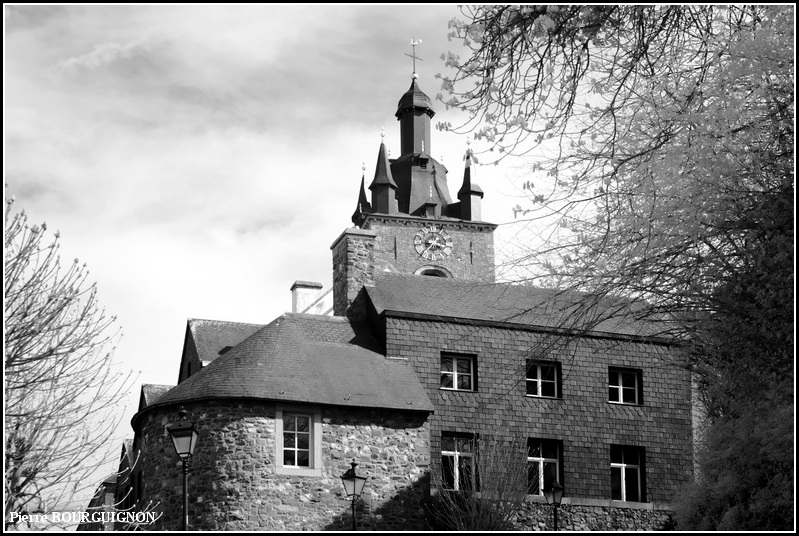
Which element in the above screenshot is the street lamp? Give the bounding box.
[340,462,367,531]
[544,480,565,531]
[166,407,199,531]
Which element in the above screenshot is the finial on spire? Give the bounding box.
[361,161,366,173]
[380,127,385,141]
[421,140,425,153]
[406,37,423,78]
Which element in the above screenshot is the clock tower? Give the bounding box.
[332,74,496,317]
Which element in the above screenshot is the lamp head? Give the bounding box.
[167,406,199,462]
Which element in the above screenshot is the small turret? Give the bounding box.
[457,145,483,221]
[351,165,372,226]
[368,138,398,214]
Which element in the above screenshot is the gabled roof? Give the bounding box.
[188,318,262,366]
[139,384,174,410]
[365,273,666,340]
[147,313,433,413]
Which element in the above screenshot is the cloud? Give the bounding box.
[53,36,154,74]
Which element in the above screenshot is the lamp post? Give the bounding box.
[340,462,367,531]
[166,407,199,531]
[544,480,565,531]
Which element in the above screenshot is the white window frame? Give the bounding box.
[275,405,322,477]
[527,438,560,496]
[526,362,559,398]
[611,445,643,502]
[441,433,476,491]
[440,354,476,392]
[608,368,641,405]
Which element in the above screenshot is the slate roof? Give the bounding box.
[139,384,174,409]
[366,273,666,340]
[149,313,434,413]
[188,318,262,366]
[396,79,434,117]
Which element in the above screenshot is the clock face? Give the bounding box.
[414,225,453,261]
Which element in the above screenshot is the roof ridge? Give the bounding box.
[188,317,265,327]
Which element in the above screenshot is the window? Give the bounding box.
[527,438,562,495]
[526,361,561,398]
[275,406,322,476]
[608,367,643,405]
[441,433,476,491]
[441,354,476,391]
[282,414,311,467]
[611,445,645,502]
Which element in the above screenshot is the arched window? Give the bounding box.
[415,266,452,278]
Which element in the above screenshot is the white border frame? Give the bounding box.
[275,404,323,477]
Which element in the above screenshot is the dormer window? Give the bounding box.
[420,158,428,169]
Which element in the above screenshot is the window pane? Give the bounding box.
[456,358,471,374]
[441,357,453,372]
[625,467,639,502]
[457,374,472,390]
[542,381,556,398]
[296,416,310,432]
[622,387,637,404]
[284,450,295,466]
[457,437,473,453]
[442,455,455,489]
[621,371,637,388]
[285,415,296,431]
[297,433,309,450]
[284,433,295,448]
[459,457,474,491]
[609,370,618,386]
[611,467,622,500]
[297,451,310,467]
[623,446,640,464]
[526,379,539,396]
[440,373,453,388]
[442,435,455,451]
[528,439,540,458]
[526,363,538,380]
[527,461,540,494]
[609,385,619,402]
[610,445,623,464]
[543,462,557,490]
[542,365,555,381]
[542,440,558,460]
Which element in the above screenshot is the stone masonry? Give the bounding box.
[137,402,430,531]
[363,214,496,282]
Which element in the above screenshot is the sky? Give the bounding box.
[4,4,529,475]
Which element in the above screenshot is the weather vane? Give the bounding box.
[406,37,423,78]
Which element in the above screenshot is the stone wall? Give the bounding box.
[385,317,694,504]
[137,402,429,531]
[330,228,376,317]
[514,500,674,531]
[363,215,496,283]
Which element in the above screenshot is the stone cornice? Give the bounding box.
[362,213,497,232]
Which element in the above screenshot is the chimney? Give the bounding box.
[330,228,377,317]
[290,281,323,314]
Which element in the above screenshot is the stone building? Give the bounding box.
[113,74,693,531]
